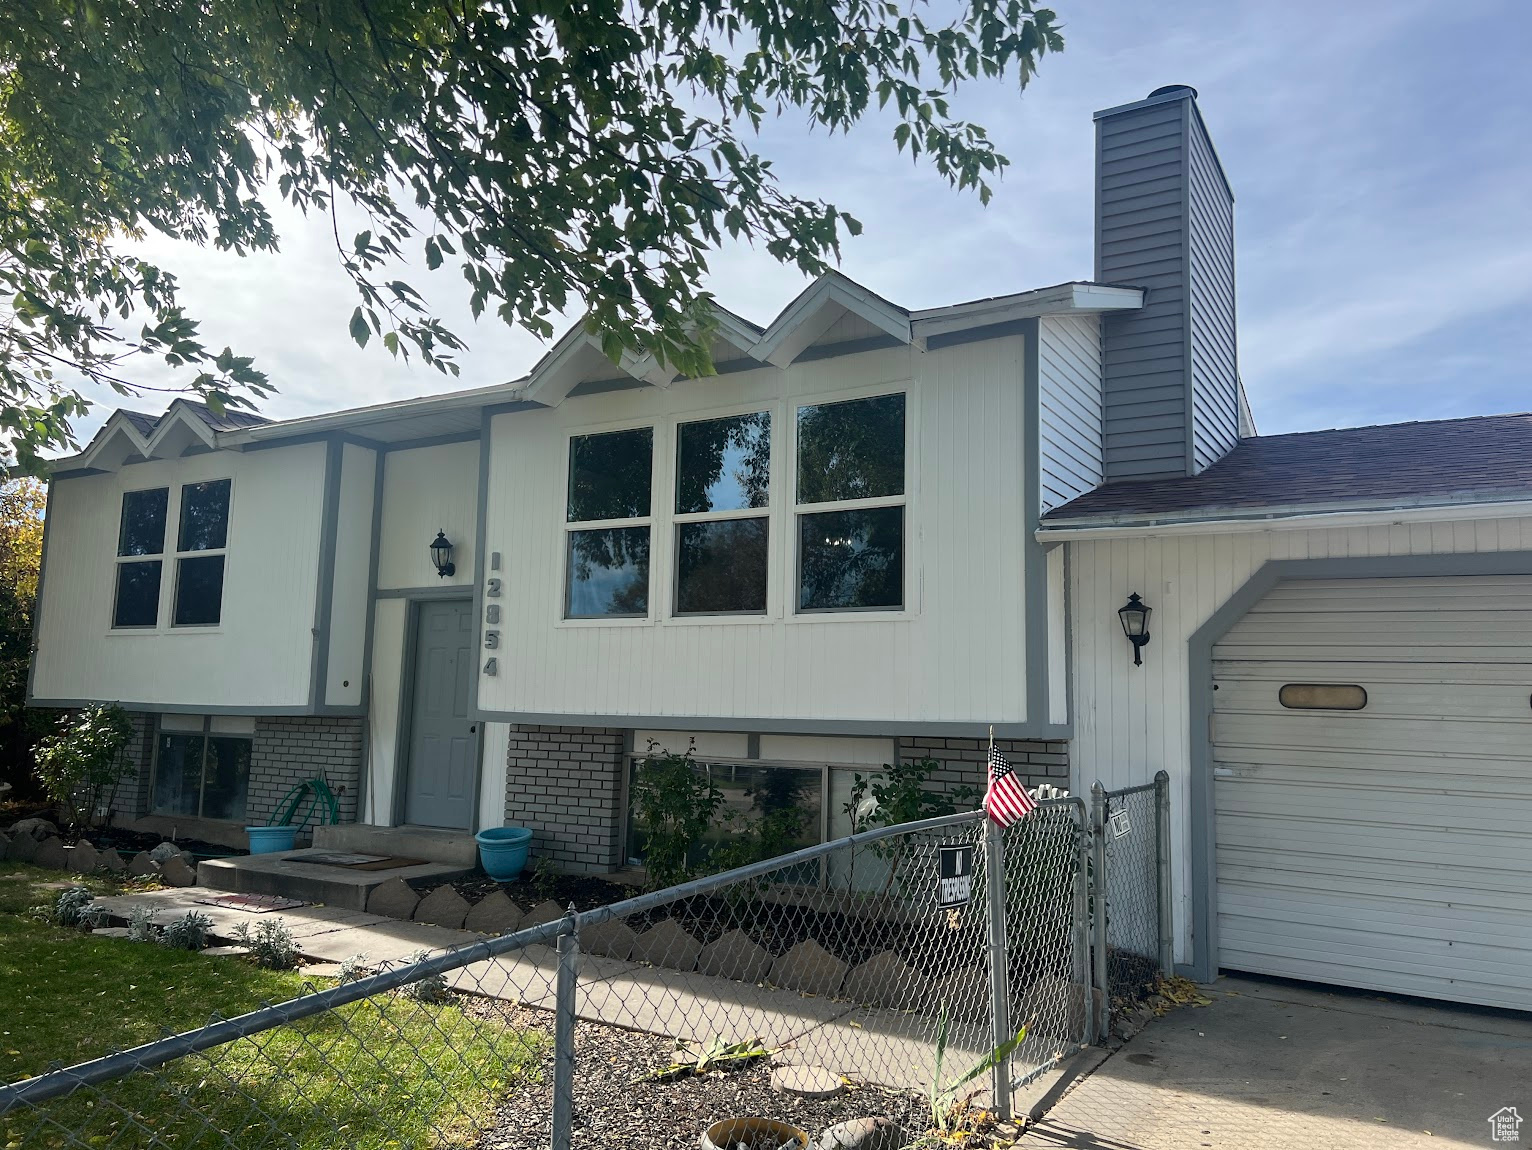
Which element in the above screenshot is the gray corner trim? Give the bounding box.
[1020,318,1051,729]
[469,419,492,823]
[240,431,348,454]
[567,376,648,398]
[1180,100,1197,478]
[391,599,422,828]
[1063,544,1076,752]
[792,333,906,363]
[924,318,1035,352]
[472,708,1072,740]
[1183,548,1532,983]
[27,699,328,716]
[24,478,57,709]
[359,446,385,710]
[374,585,473,600]
[484,400,547,417]
[379,430,482,454]
[309,438,345,710]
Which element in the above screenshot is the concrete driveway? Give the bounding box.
[1021,976,1532,1149]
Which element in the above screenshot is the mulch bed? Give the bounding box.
[464,1000,921,1150]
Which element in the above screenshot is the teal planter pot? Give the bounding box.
[246,825,298,854]
[476,826,533,880]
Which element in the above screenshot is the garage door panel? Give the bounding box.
[1213,574,1532,1011]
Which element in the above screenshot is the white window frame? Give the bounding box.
[110,485,170,630]
[149,714,256,822]
[561,422,657,622]
[170,477,233,629]
[790,387,911,616]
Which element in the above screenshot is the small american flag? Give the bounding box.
[984,746,1038,827]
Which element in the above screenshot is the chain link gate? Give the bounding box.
[1,786,1168,1148]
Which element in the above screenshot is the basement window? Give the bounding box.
[1278,684,1368,711]
[151,715,254,821]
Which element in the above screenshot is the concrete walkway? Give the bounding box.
[88,885,990,1093]
[1021,976,1532,1149]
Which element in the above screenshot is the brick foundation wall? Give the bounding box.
[105,712,156,822]
[897,736,1070,799]
[503,725,625,875]
[245,717,363,826]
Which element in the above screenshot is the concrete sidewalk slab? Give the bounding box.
[1021,976,1532,1149]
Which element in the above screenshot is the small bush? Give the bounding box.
[400,950,449,1004]
[34,703,136,831]
[231,918,298,969]
[53,886,96,927]
[161,910,214,951]
[338,952,371,984]
[127,904,157,942]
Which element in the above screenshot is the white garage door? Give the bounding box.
[1213,574,1532,1011]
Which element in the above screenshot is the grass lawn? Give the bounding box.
[0,862,544,1149]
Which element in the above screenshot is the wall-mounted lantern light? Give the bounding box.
[429,531,456,578]
[1118,593,1152,666]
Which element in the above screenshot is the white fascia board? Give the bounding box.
[751,272,912,368]
[146,401,219,455]
[1036,494,1532,540]
[71,412,152,471]
[221,378,530,447]
[910,282,1144,341]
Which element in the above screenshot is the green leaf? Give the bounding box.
[349,307,371,348]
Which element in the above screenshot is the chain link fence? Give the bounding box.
[2,783,1169,1149]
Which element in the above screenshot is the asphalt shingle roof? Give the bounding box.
[1044,412,1532,523]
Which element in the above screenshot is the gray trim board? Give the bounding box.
[374,585,475,600]
[24,478,56,708]
[471,709,1072,740]
[379,430,482,454]
[27,699,340,716]
[1183,549,1532,983]
[309,438,345,709]
[793,333,905,362]
[1020,318,1051,728]
[924,317,1036,352]
[484,400,548,417]
[469,417,492,831]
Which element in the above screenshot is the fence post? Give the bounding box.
[1154,770,1173,977]
[550,911,581,1150]
[983,818,1013,1122]
[1072,799,1093,1048]
[1090,782,1109,1043]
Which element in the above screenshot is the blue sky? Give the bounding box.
[97,0,1532,442]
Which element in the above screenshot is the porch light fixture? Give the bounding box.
[1118,593,1152,666]
[429,531,456,578]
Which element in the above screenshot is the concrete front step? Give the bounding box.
[197,849,473,911]
[313,823,478,867]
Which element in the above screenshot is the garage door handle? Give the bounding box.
[1213,767,1235,778]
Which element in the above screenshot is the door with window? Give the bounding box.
[402,600,478,828]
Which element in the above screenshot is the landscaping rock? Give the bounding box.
[697,928,773,984]
[11,817,58,839]
[201,945,252,958]
[929,968,990,1024]
[0,831,9,860]
[31,836,69,871]
[128,851,161,877]
[90,927,134,940]
[769,940,847,998]
[520,899,568,930]
[843,951,925,1011]
[158,855,197,887]
[67,841,100,874]
[148,841,183,864]
[464,891,523,935]
[413,885,471,929]
[771,1064,843,1099]
[7,832,39,864]
[579,918,636,960]
[818,1117,905,1150]
[100,848,126,874]
[365,878,420,919]
[630,918,702,971]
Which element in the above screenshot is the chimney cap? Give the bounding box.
[1148,84,1199,100]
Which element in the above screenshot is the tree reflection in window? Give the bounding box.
[567,428,652,522]
[797,393,904,504]
[676,412,770,513]
[676,519,768,613]
[799,506,904,610]
[177,479,230,551]
[567,526,650,617]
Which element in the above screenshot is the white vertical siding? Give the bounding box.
[1067,514,1532,963]
[376,441,479,590]
[33,443,327,707]
[363,597,409,823]
[1047,546,1069,725]
[1038,314,1103,511]
[481,339,1033,725]
[325,443,377,707]
[476,722,511,831]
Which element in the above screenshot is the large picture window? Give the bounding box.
[172,479,230,626]
[674,412,771,614]
[113,488,168,628]
[795,393,906,611]
[152,715,253,821]
[566,427,653,617]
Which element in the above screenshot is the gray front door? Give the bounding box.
[403,599,478,828]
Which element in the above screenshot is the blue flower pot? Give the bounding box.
[246,825,298,854]
[476,826,533,880]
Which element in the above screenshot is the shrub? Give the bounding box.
[53,885,96,927]
[127,904,157,942]
[161,910,214,951]
[33,703,135,831]
[231,918,298,969]
[400,950,449,1003]
[630,741,725,890]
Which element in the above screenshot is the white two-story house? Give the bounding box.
[30,86,1532,1013]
